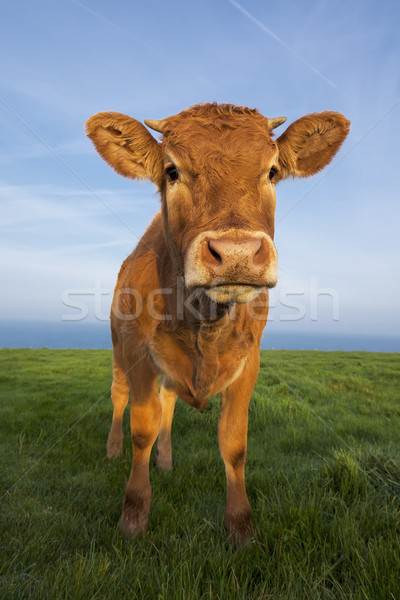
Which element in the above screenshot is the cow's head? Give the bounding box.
[86,103,349,304]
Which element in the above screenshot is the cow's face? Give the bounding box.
[156,107,279,303]
[86,104,349,304]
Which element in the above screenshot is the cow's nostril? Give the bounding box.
[203,235,271,271]
[208,240,222,264]
[253,239,268,266]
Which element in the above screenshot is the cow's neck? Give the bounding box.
[155,236,250,402]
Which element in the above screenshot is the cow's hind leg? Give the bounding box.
[120,366,161,538]
[218,354,259,546]
[155,382,177,472]
[107,361,129,458]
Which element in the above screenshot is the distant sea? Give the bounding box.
[1,320,399,353]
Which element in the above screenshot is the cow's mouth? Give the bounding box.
[204,284,265,304]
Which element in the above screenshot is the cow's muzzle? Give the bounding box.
[184,229,278,303]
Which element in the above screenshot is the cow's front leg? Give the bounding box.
[120,373,161,538]
[155,381,177,472]
[218,354,259,546]
[107,361,129,458]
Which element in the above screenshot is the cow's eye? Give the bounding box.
[166,166,179,182]
[269,167,277,181]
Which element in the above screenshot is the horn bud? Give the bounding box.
[268,116,287,130]
[144,118,167,133]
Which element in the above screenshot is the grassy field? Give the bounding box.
[0,348,399,599]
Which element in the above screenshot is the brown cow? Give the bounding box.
[86,103,349,545]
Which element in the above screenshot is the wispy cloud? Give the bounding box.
[70,0,215,88]
[275,95,400,227]
[0,95,160,254]
[0,244,117,322]
[228,0,350,99]
[0,182,157,232]
[0,138,93,163]
[0,68,87,117]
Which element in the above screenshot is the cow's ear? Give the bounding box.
[276,111,350,179]
[86,112,163,188]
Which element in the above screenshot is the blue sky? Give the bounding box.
[1,0,399,341]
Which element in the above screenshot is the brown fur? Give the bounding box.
[86,102,350,545]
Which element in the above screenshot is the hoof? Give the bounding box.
[119,514,148,538]
[225,509,252,548]
[154,448,173,472]
[120,491,150,538]
[155,456,173,472]
[107,436,123,459]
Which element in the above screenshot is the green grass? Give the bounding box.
[1,348,400,599]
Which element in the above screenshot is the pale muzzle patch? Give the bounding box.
[184,228,278,304]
